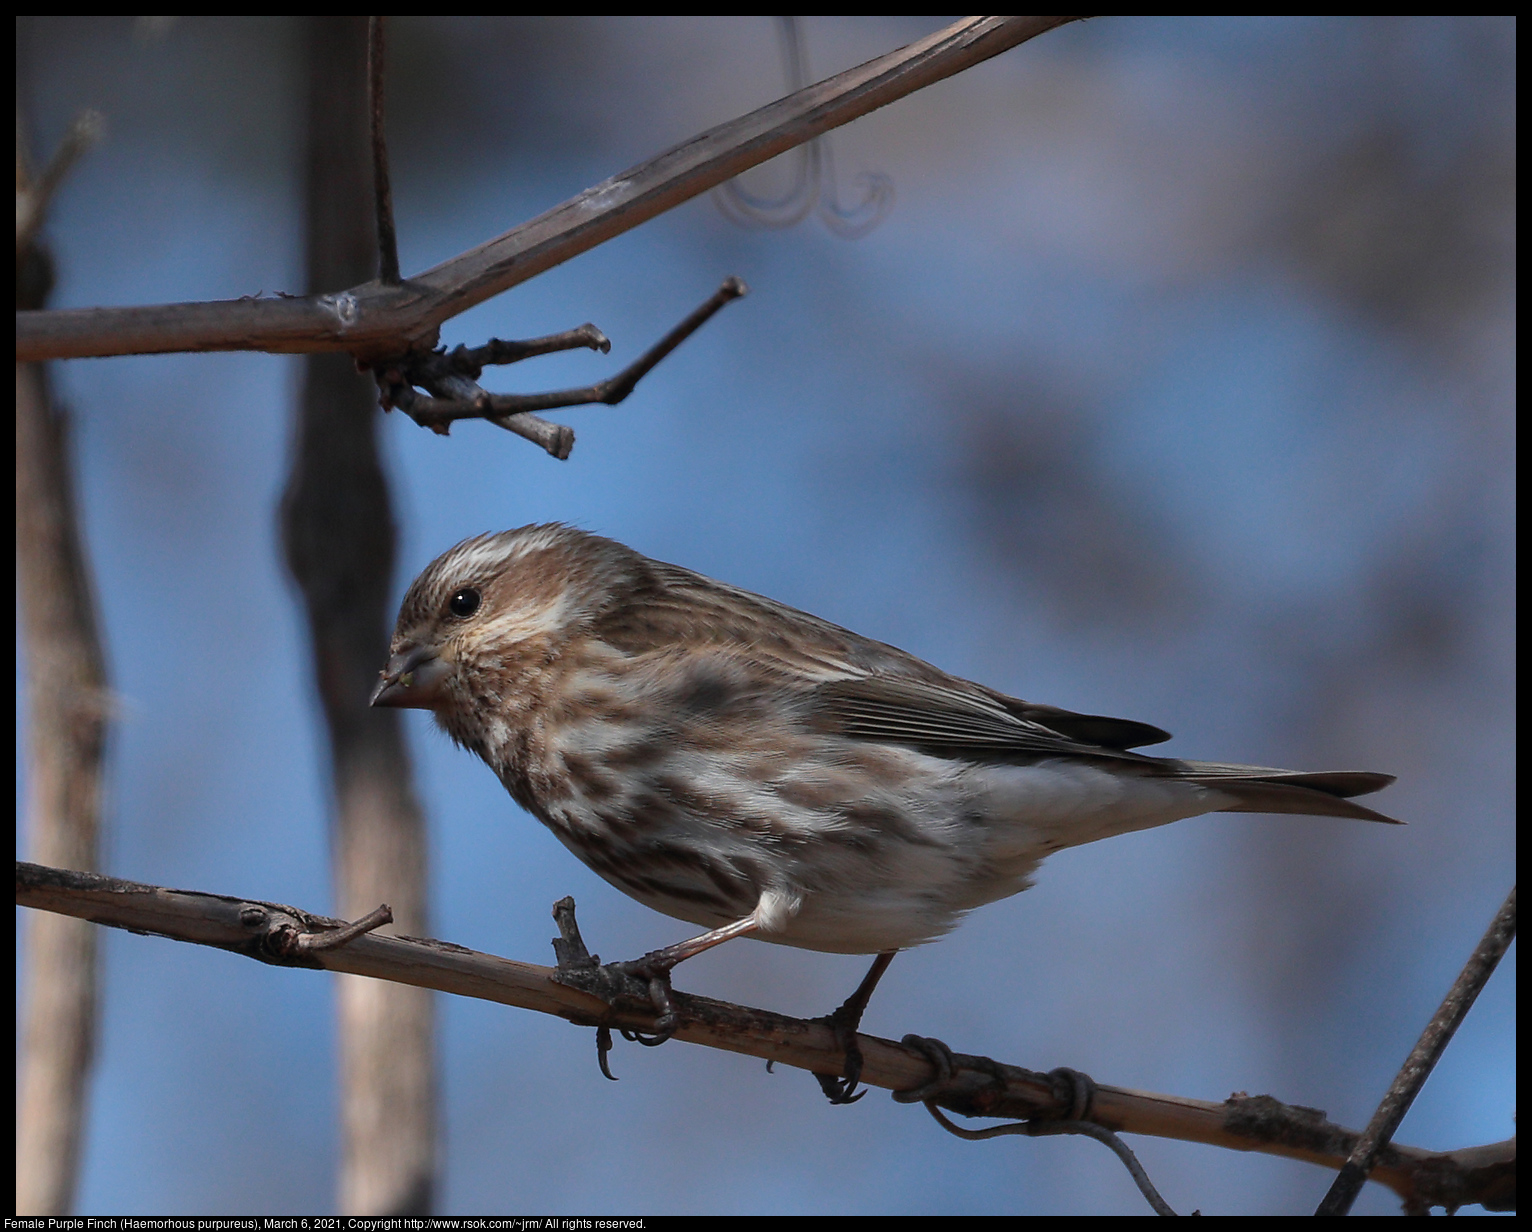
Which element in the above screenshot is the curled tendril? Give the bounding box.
[714,17,894,240]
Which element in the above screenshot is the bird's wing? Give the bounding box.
[977,691,1172,750]
[806,674,1157,762]
[597,560,1175,752]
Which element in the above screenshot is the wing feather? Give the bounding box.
[808,675,1153,762]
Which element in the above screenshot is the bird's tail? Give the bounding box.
[1170,762,1402,824]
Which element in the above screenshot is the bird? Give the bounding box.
[371,523,1399,1100]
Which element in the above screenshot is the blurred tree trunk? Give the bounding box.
[281,15,436,1215]
[15,134,108,1214]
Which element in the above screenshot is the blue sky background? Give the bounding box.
[18,16,1514,1216]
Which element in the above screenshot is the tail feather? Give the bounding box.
[1170,762,1402,824]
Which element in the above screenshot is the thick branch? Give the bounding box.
[15,105,109,1218]
[15,16,1082,363]
[15,861,1514,1215]
[279,15,435,1215]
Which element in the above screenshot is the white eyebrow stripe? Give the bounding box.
[474,589,574,644]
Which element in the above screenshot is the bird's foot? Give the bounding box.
[550,897,682,1083]
[809,950,897,1106]
[811,995,871,1105]
[603,952,680,1044]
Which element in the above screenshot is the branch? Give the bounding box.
[379,276,746,458]
[16,104,109,1218]
[367,15,401,286]
[282,16,436,1211]
[15,109,104,255]
[1317,885,1517,1215]
[15,861,1514,1215]
[15,16,1082,364]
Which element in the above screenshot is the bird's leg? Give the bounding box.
[813,949,897,1105]
[607,914,761,1043]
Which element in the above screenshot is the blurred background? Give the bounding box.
[16,15,1514,1216]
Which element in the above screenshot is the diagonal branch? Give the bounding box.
[15,860,1515,1215]
[15,16,1083,364]
[1316,886,1516,1216]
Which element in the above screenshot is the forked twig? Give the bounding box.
[375,277,747,458]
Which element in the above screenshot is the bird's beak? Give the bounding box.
[370,643,451,709]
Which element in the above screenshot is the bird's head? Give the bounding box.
[370,524,639,724]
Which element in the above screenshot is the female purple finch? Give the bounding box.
[373,524,1398,1097]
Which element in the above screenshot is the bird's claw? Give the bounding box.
[815,1068,867,1104]
[811,1000,869,1105]
[608,956,680,1044]
[595,1025,618,1080]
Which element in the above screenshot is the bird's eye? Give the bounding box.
[448,588,481,618]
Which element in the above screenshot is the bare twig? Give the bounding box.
[15,861,1515,1215]
[452,323,611,368]
[367,16,400,285]
[15,16,1082,363]
[282,903,394,956]
[1316,886,1517,1216]
[378,276,746,457]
